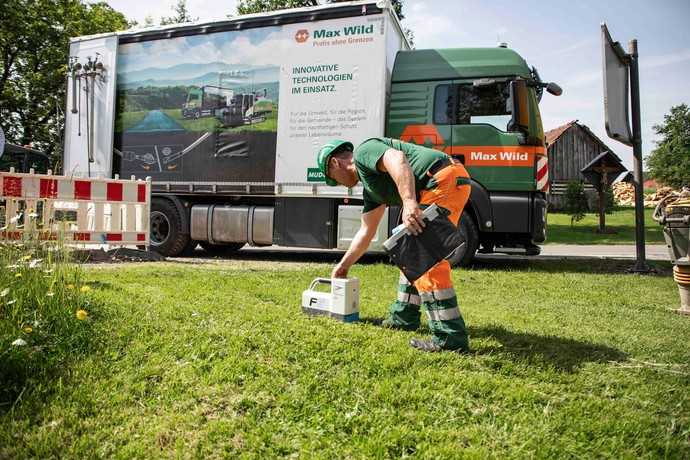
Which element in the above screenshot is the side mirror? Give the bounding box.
[509,79,530,134]
[546,82,563,96]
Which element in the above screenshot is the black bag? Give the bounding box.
[383,204,465,282]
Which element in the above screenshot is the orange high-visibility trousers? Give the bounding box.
[388,162,471,350]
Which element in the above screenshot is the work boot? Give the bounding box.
[409,338,443,352]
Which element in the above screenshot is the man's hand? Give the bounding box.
[331,262,349,279]
[402,199,426,235]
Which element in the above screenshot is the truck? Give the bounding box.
[63,0,561,264]
[182,85,235,120]
[182,84,274,129]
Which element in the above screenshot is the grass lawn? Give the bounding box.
[1,257,688,458]
[547,207,666,244]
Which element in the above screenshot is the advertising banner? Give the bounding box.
[115,27,282,183]
[113,13,392,192]
[275,15,388,194]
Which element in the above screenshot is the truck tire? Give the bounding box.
[447,211,479,267]
[199,242,245,256]
[150,197,191,257]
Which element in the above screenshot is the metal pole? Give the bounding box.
[628,39,650,272]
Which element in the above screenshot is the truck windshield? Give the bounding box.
[434,82,512,131]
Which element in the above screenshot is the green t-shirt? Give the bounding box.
[354,137,448,213]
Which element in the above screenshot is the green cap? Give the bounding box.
[316,139,353,186]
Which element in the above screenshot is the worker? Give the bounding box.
[316,138,472,352]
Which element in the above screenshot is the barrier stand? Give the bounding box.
[652,194,690,315]
[0,168,151,249]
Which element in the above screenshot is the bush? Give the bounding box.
[0,239,94,406]
[646,104,690,188]
[564,180,589,225]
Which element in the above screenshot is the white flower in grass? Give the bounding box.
[11,338,27,346]
[0,288,9,298]
[7,299,16,305]
[28,259,42,268]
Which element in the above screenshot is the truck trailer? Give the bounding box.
[63,0,560,264]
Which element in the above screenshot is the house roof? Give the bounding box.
[544,120,578,146]
[545,120,618,156]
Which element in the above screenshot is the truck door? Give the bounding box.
[389,81,453,151]
[433,79,535,192]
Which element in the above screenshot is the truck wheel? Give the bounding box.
[199,242,245,256]
[150,198,191,257]
[447,211,479,267]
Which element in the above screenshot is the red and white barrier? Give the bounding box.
[0,168,151,247]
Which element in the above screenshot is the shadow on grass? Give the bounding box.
[469,257,672,276]
[545,223,665,245]
[359,316,424,332]
[469,324,628,372]
[359,318,627,372]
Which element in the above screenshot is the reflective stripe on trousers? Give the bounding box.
[426,306,461,321]
[419,288,455,302]
[397,291,421,306]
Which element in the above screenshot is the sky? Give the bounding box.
[97,0,690,169]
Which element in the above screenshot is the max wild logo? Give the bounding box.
[295,29,309,43]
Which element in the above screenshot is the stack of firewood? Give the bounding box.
[644,186,677,207]
[613,182,635,206]
[612,182,690,208]
[612,183,684,208]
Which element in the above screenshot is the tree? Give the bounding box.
[646,104,690,189]
[238,0,405,17]
[160,0,198,25]
[237,0,316,14]
[0,0,128,155]
[564,180,589,226]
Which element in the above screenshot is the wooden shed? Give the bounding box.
[544,120,626,210]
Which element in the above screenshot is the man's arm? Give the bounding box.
[332,204,386,279]
[379,148,425,235]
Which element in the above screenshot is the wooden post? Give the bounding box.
[598,171,608,233]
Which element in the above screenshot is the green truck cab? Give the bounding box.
[388,47,560,261]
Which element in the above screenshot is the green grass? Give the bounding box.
[547,207,666,244]
[0,240,93,405]
[1,257,688,458]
